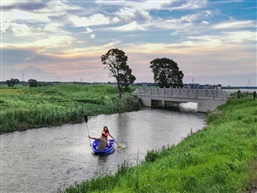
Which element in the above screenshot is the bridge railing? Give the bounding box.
[133,88,228,101]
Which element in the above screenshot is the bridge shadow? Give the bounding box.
[151,101,199,114]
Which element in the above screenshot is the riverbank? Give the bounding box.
[60,95,257,193]
[0,84,141,133]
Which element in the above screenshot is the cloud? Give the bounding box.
[1,9,50,33]
[220,31,256,43]
[202,21,209,25]
[107,21,146,31]
[95,0,206,11]
[1,0,81,34]
[43,23,68,34]
[212,20,255,29]
[11,23,33,36]
[49,41,122,58]
[90,34,96,39]
[37,0,82,14]
[1,1,47,11]
[139,10,217,34]
[167,0,208,10]
[1,0,255,86]
[115,7,150,21]
[85,27,93,33]
[3,35,76,52]
[68,14,117,27]
[115,7,137,20]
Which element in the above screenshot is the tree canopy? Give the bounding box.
[101,48,136,98]
[28,79,38,87]
[6,78,19,87]
[150,58,184,88]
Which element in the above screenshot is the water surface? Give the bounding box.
[1,104,206,193]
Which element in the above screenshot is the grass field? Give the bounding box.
[0,83,141,133]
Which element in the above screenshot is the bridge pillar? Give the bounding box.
[197,100,227,112]
[139,97,165,107]
[140,96,152,107]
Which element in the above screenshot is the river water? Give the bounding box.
[1,103,206,193]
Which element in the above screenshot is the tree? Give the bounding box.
[101,48,136,98]
[150,58,184,88]
[6,78,19,87]
[28,79,38,87]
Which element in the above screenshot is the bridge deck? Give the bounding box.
[133,88,228,112]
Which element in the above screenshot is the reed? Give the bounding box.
[60,95,257,193]
[0,84,141,133]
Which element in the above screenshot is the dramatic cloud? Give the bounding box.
[1,0,256,86]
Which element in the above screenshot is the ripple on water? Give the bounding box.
[2,106,205,193]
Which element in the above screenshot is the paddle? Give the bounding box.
[108,133,122,148]
[84,114,91,146]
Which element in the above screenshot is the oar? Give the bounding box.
[84,114,91,146]
[109,133,122,148]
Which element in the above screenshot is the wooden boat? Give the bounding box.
[91,139,115,155]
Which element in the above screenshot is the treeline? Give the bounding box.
[0,80,158,87]
[4,78,39,87]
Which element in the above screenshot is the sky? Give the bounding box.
[0,0,256,86]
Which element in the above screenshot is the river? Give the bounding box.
[1,103,206,193]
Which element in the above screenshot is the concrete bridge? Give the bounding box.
[133,88,229,112]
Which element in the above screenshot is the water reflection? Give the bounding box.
[94,155,109,177]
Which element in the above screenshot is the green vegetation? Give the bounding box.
[0,83,141,133]
[101,48,136,98]
[150,57,184,88]
[6,78,20,87]
[60,95,257,193]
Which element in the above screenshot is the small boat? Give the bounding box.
[92,139,115,155]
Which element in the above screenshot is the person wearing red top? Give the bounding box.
[101,126,122,148]
[102,126,110,140]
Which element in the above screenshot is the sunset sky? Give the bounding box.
[1,0,256,86]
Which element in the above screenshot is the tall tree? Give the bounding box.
[150,58,184,88]
[101,48,136,98]
[6,78,19,87]
[28,79,38,87]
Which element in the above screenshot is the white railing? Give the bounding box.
[133,88,228,101]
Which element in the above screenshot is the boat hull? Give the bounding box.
[91,139,115,155]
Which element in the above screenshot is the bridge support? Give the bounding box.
[140,96,152,107]
[133,88,228,112]
[197,100,227,112]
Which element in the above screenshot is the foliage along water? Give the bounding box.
[0,84,141,133]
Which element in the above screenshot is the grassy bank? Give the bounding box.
[60,95,257,193]
[0,84,141,133]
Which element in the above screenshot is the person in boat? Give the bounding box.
[89,133,108,150]
[102,126,110,140]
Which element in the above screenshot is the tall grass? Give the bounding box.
[60,95,257,193]
[0,84,141,133]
